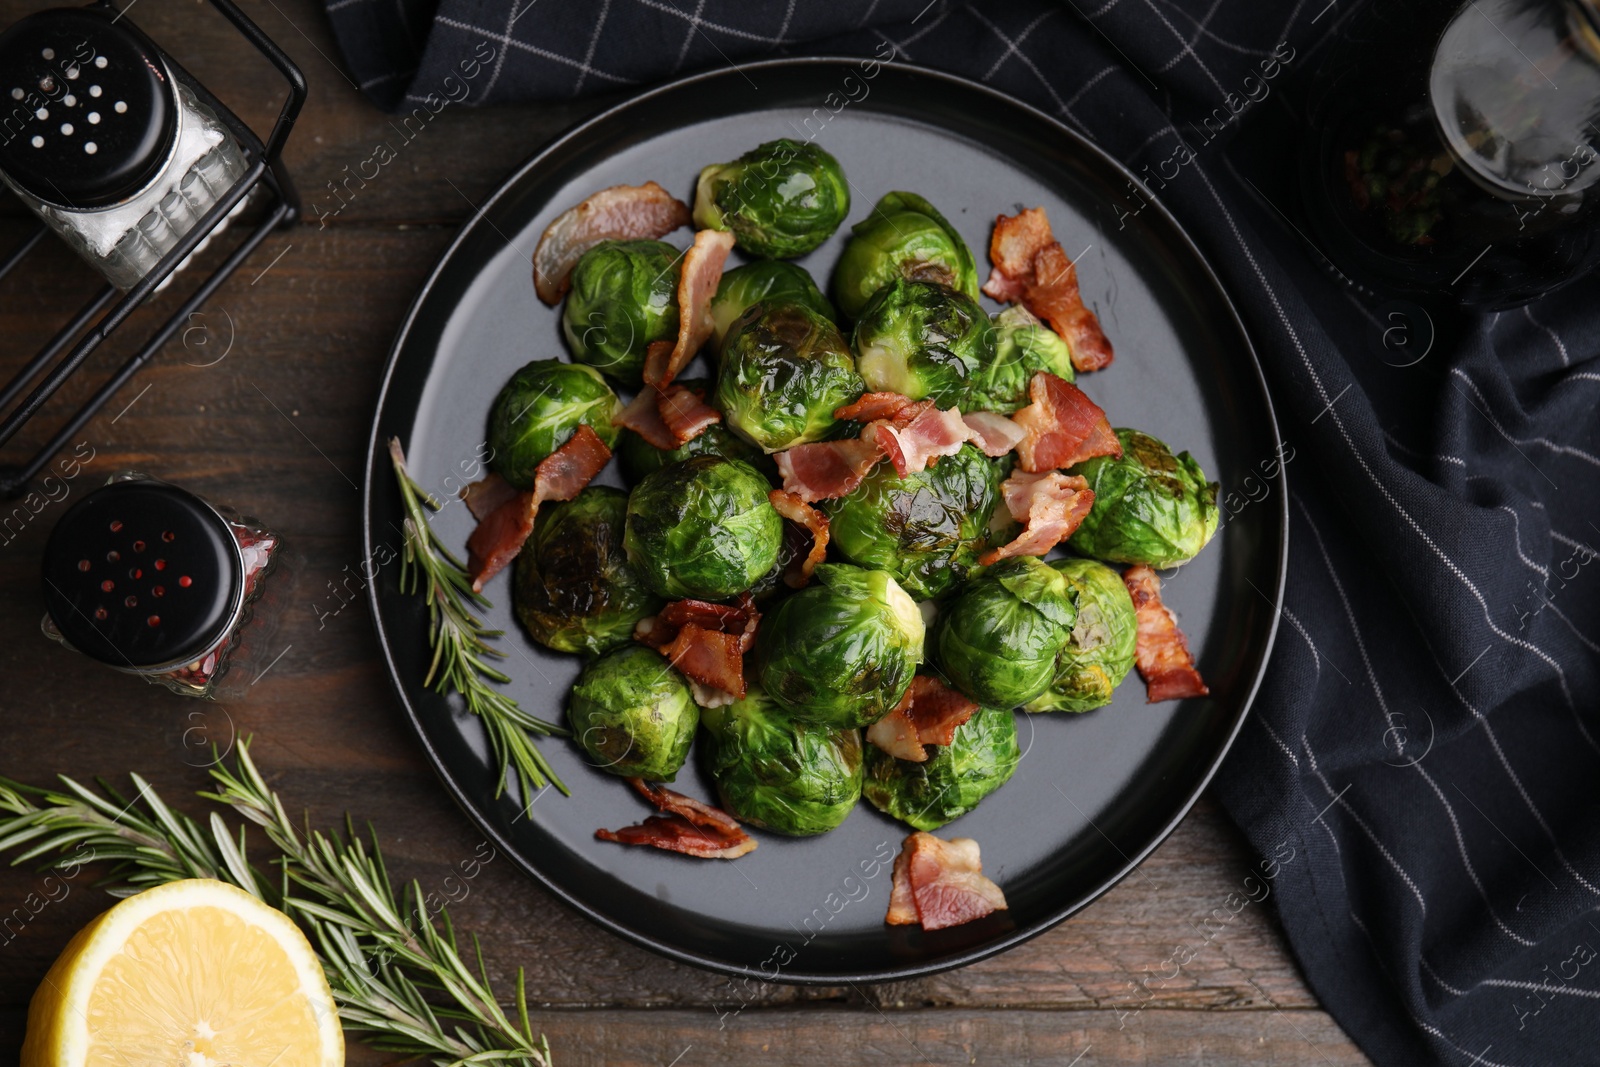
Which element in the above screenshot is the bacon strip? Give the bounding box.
[595,816,756,858]
[835,391,918,424]
[635,594,760,703]
[774,431,887,503]
[630,777,747,834]
[961,411,1026,458]
[875,404,978,477]
[1123,565,1209,702]
[982,207,1113,372]
[866,675,979,762]
[613,386,679,450]
[464,491,538,595]
[885,832,1007,931]
[461,472,518,522]
[533,182,690,305]
[657,382,721,445]
[978,469,1096,566]
[595,778,757,859]
[644,229,736,389]
[886,843,918,924]
[465,425,611,591]
[768,490,830,588]
[1011,373,1121,473]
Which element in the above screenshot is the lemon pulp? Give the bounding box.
[22,878,343,1067]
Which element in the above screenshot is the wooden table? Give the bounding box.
[0,2,1370,1062]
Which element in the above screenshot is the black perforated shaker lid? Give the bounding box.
[0,7,177,208]
[42,480,243,671]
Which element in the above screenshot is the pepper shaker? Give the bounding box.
[40,473,290,699]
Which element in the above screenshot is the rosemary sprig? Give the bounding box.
[0,740,554,1067]
[389,437,569,803]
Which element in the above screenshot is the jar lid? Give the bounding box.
[42,480,243,671]
[1430,0,1600,197]
[0,7,178,208]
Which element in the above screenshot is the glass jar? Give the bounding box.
[0,7,250,290]
[40,472,290,700]
[1297,0,1600,307]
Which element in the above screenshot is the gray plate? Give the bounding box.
[362,58,1286,983]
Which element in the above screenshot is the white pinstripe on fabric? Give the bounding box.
[1295,495,1541,947]
[1206,152,1582,712]
[1451,368,1600,471]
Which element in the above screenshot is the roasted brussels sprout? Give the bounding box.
[824,443,1002,599]
[755,564,925,730]
[1025,558,1138,713]
[965,306,1076,414]
[700,687,863,835]
[513,487,662,657]
[863,703,1020,830]
[487,359,622,490]
[568,645,698,781]
[1068,429,1220,567]
[715,300,864,453]
[624,455,783,599]
[832,191,981,319]
[693,139,850,258]
[850,278,995,405]
[615,378,769,483]
[709,261,834,348]
[934,556,1077,708]
[561,239,681,385]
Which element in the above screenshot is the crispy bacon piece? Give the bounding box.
[978,470,1096,566]
[594,816,756,858]
[768,490,830,588]
[465,425,611,590]
[961,411,1027,458]
[657,382,721,445]
[834,391,918,424]
[534,423,612,499]
[668,626,748,698]
[595,778,757,859]
[630,777,746,833]
[1011,373,1121,473]
[886,843,918,924]
[885,832,1008,931]
[643,229,736,388]
[866,675,979,762]
[774,432,887,503]
[874,404,980,476]
[464,490,537,595]
[533,181,690,305]
[1123,565,1209,702]
[982,207,1113,372]
[635,594,760,703]
[613,386,679,450]
[654,597,755,634]
[461,472,518,522]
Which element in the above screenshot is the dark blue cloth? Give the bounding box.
[323,3,1600,1064]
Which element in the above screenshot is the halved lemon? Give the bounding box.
[21,878,343,1067]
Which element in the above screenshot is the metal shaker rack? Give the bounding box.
[0,0,304,497]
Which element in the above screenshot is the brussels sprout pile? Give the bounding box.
[464,137,1224,842]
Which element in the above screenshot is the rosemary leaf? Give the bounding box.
[388,437,569,805]
[0,740,554,1067]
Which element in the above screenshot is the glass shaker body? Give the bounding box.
[40,472,290,700]
[1297,0,1600,307]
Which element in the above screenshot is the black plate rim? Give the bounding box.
[361,56,1289,984]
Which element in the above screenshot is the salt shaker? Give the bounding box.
[40,473,289,699]
[0,6,250,289]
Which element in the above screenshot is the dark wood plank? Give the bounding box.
[476,1008,1368,1066]
[0,0,1368,1060]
